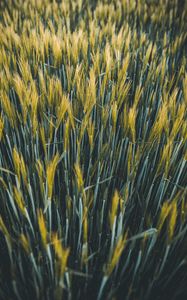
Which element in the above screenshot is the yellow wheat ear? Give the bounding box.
[158,138,173,176]
[1,92,17,127]
[0,116,4,141]
[13,148,21,183]
[52,35,62,66]
[158,198,178,242]
[106,231,128,276]
[87,118,95,148]
[56,95,70,129]
[134,85,142,107]
[158,202,170,233]
[12,148,27,186]
[74,162,84,192]
[46,153,60,200]
[13,186,26,216]
[20,233,30,254]
[128,106,137,143]
[149,102,168,142]
[183,73,187,104]
[0,215,10,239]
[111,101,118,130]
[52,233,70,276]
[168,202,177,241]
[36,159,45,195]
[109,190,120,230]
[37,209,48,248]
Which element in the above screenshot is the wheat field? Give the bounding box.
[0,0,187,299]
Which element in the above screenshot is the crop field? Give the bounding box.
[0,0,187,299]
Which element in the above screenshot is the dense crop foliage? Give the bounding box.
[0,0,187,299]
